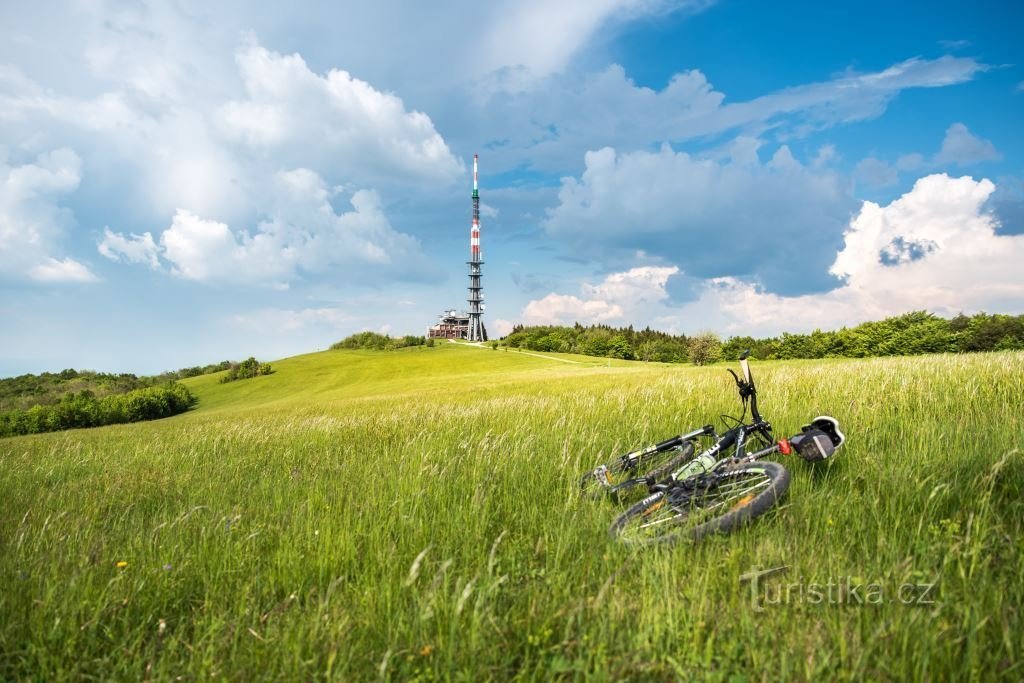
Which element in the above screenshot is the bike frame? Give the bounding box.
[589,351,792,492]
[666,351,782,481]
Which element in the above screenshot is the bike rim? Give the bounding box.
[618,468,775,543]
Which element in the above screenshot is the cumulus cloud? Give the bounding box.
[2,30,462,272]
[491,318,516,337]
[219,41,461,186]
[711,174,1024,331]
[0,148,97,283]
[852,122,1000,193]
[101,168,440,286]
[28,257,98,283]
[935,122,1001,166]
[522,174,1024,336]
[98,228,160,268]
[544,145,854,295]
[523,293,624,325]
[461,55,986,173]
[520,266,677,325]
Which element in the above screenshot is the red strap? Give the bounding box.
[777,438,791,455]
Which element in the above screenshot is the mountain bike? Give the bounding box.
[598,352,845,544]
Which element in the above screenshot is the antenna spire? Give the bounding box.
[467,153,487,341]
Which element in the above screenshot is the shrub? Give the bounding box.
[331,332,428,351]
[220,358,273,383]
[0,383,198,438]
[688,333,722,366]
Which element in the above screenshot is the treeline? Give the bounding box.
[0,384,197,438]
[502,311,1024,364]
[156,360,234,382]
[720,311,1024,360]
[503,324,703,363]
[0,362,235,412]
[220,357,273,383]
[331,332,432,350]
[0,369,154,412]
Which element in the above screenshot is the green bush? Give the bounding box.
[220,358,273,383]
[330,332,428,351]
[0,383,197,438]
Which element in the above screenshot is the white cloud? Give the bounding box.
[102,168,439,286]
[935,122,1000,166]
[0,148,98,283]
[704,173,1024,329]
[462,56,985,173]
[219,40,462,186]
[521,174,1024,336]
[544,145,854,294]
[492,318,516,337]
[1,32,461,232]
[28,256,98,283]
[481,0,711,83]
[523,293,624,325]
[582,265,679,306]
[98,228,160,268]
[520,266,677,325]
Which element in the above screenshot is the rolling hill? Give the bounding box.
[1,344,1022,680]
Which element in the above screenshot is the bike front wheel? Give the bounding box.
[609,461,790,545]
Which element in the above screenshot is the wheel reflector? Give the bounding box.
[730,494,755,512]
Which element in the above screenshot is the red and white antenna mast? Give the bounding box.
[467,153,487,341]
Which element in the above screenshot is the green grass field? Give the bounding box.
[2,345,1023,680]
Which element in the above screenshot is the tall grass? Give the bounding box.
[1,347,1022,680]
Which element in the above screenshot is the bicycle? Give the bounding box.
[594,352,845,544]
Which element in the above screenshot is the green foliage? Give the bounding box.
[0,362,234,412]
[687,332,722,366]
[164,360,233,380]
[0,369,153,411]
[504,324,690,362]
[505,311,1024,364]
[219,357,274,384]
[331,332,428,351]
[0,383,196,438]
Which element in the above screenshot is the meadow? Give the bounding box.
[1,345,1022,681]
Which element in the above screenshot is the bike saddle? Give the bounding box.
[791,416,845,462]
[805,416,845,447]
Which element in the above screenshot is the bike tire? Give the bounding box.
[580,442,695,500]
[608,461,790,545]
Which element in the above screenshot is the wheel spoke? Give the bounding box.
[615,465,784,543]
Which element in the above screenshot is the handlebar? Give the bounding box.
[728,350,763,424]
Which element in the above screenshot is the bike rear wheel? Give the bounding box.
[609,461,790,545]
[580,441,695,500]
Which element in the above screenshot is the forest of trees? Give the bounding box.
[0,359,241,438]
[0,383,197,438]
[0,363,235,413]
[501,311,1024,364]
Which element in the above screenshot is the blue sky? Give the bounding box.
[1,0,1022,375]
